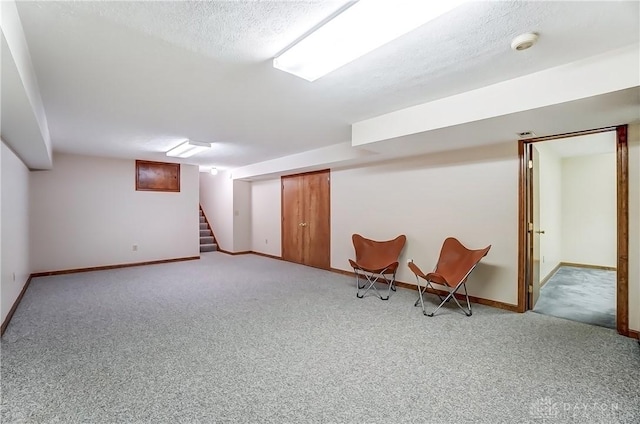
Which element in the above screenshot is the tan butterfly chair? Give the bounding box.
[349,234,406,300]
[408,237,490,316]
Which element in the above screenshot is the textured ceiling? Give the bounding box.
[13,0,640,169]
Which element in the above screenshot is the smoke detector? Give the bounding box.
[511,33,539,51]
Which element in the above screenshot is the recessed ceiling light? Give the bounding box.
[511,33,539,51]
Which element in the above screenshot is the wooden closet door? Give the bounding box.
[281,170,330,269]
[281,175,304,264]
[303,170,330,269]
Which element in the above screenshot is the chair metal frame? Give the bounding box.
[354,265,397,300]
[408,238,490,316]
[349,234,406,300]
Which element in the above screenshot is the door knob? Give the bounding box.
[535,230,545,234]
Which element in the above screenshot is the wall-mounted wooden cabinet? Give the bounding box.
[135,160,180,192]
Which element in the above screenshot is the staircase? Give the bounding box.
[199,207,218,253]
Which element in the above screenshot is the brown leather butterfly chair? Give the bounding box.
[349,234,406,300]
[408,237,490,316]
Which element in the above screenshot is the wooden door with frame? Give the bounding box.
[282,175,304,264]
[303,170,330,269]
[281,170,330,269]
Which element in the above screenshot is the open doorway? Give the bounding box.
[530,132,617,328]
[518,126,629,335]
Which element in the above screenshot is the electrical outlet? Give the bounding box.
[132,244,138,252]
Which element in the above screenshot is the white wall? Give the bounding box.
[561,153,616,267]
[250,179,281,256]
[1,142,2,317]
[535,143,563,280]
[244,128,639,323]
[331,142,519,305]
[1,142,2,316]
[1,140,31,324]
[628,124,640,332]
[228,141,520,306]
[200,171,233,251]
[30,153,199,272]
[233,142,375,180]
[248,144,520,306]
[232,180,252,252]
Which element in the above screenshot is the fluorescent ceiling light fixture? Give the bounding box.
[166,140,211,158]
[273,0,467,81]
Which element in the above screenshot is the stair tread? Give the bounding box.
[200,243,218,252]
[199,207,215,252]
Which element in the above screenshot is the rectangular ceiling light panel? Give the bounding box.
[166,140,211,158]
[273,0,467,81]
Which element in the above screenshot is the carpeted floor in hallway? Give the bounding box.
[533,265,616,329]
